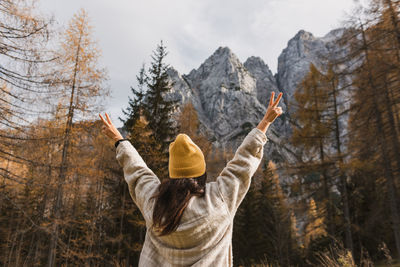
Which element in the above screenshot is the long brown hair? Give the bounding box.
[150,172,207,236]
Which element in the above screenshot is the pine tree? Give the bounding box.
[143,40,179,154]
[260,160,297,266]
[119,63,147,133]
[233,159,300,266]
[120,41,179,178]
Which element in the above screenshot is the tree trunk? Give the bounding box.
[384,0,400,62]
[47,32,82,267]
[330,72,354,255]
[313,79,335,237]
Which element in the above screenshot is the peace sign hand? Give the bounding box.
[264,91,283,123]
[256,92,283,134]
[99,113,124,142]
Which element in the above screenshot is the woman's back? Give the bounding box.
[141,182,231,266]
[116,127,268,266]
[101,91,282,266]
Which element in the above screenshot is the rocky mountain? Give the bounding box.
[166,47,285,156]
[276,28,349,111]
[165,27,352,180]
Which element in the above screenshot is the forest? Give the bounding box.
[0,0,399,266]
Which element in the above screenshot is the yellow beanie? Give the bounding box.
[169,133,206,179]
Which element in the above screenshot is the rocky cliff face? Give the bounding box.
[165,27,351,177]
[276,28,348,112]
[244,56,279,106]
[165,46,285,158]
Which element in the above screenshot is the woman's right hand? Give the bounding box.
[256,91,283,133]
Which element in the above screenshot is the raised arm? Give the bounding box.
[115,141,160,214]
[215,92,283,217]
[99,113,160,215]
[215,128,268,217]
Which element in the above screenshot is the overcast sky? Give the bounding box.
[38,0,360,128]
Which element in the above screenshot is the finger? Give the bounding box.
[105,113,112,125]
[269,91,274,107]
[99,114,109,126]
[273,92,283,107]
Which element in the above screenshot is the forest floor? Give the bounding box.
[375,259,400,267]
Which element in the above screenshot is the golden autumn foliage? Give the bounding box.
[304,198,328,248]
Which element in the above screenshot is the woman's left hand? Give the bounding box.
[99,113,124,142]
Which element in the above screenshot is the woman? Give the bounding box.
[99,91,283,266]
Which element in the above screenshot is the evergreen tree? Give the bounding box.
[120,41,179,178]
[259,160,299,266]
[143,40,179,154]
[232,175,261,265]
[233,160,301,266]
[119,63,147,133]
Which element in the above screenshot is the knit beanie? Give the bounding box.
[169,133,206,179]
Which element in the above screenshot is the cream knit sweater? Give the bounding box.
[116,127,268,266]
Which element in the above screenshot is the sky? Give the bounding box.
[38,0,360,128]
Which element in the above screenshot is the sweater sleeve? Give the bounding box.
[115,141,161,214]
[215,127,268,217]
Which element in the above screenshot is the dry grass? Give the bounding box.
[240,241,398,267]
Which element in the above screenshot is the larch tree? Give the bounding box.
[0,1,57,265]
[47,8,109,266]
[361,27,400,258]
[289,63,336,241]
[289,58,358,257]
[128,116,166,179]
[304,198,328,249]
[320,63,354,255]
[0,0,55,194]
[177,101,212,161]
[331,0,400,259]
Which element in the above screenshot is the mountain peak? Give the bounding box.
[208,46,239,64]
[186,46,242,77]
[293,29,315,41]
[214,46,233,55]
[244,56,274,76]
[244,56,267,68]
